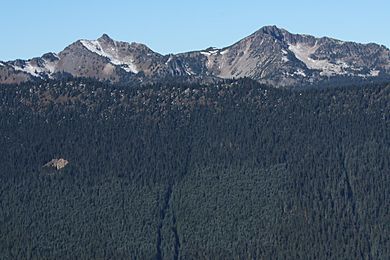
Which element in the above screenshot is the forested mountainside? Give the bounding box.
[0,78,389,259]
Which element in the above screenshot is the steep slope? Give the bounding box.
[1,26,389,87]
[196,26,390,85]
[0,53,59,83]
[0,79,389,259]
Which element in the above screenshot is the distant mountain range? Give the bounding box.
[1,25,389,87]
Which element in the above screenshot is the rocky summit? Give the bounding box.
[1,26,389,87]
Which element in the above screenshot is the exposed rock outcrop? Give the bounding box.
[43,158,69,170]
[1,26,389,87]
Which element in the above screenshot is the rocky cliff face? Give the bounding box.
[1,26,389,87]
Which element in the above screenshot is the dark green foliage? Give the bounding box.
[0,78,389,259]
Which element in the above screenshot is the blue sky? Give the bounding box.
[1,0,389,61]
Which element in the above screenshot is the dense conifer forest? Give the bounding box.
[0,78,389,259]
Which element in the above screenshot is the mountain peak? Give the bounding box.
[98,33,115,44]
[258,25,287,34]
[41,52,59,62]
[255,25,289,39]
[1,27,389,87]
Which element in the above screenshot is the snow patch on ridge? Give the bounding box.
[370,69,380,77]
[201,49,220,56]
[295,69,306,77]
[201,48,225,71]
[12,59,57,78]
[43,59,58,75]
[165,55,174,65]
[283,69,307,78]
[200,52,211,56]
[220,49,229,55]
[280,49,289,62]
[12,63,40,77]
[185,69,194,76]
[80,39,138,73]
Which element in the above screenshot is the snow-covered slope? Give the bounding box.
[10,53,58,78]
[80,38,138,73]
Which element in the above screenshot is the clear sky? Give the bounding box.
[1,0,389,61]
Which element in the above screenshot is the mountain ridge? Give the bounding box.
[1,25,389,87]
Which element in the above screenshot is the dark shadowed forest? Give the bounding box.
[0,78,389,259]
